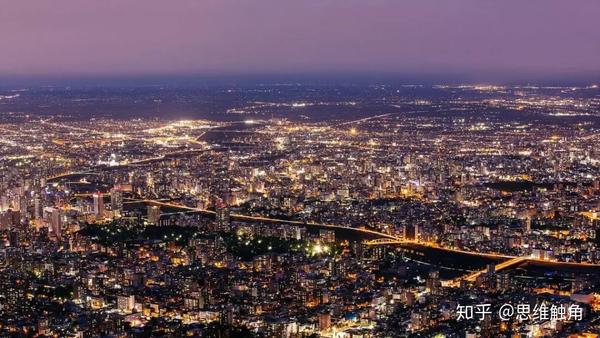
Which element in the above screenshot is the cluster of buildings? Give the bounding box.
[1,84,600,336]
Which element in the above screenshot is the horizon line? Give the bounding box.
[1,70,599,87]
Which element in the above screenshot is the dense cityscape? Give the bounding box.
[1,83,599,337]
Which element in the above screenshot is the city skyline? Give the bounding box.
[1,82,600,336]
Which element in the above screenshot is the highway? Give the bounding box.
[337,112,398,126]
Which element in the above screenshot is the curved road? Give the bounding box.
[127,199,600,271]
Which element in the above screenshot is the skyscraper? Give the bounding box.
[44,207,62,239]
[93,193,105,219]
[216,207,231,230]
[147,205,161,225]
[34,195,42,220]
[110,189,123,217]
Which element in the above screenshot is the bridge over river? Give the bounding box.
[123,199,600,282]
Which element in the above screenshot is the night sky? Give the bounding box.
[1,0,599,81]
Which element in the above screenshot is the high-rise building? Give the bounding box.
[524,216,532,233]
[8,230,18,247]
[0,196,9,212]
[44,207,62,239]
[93,193,105,219]
[110,189,123,217]
[318,312,331,331]
[147,205,161,225]
[117,295,135,313]
[404,224,416,241]
[426,271,441,295]
[34,196,42,220]
[216,207,231,230]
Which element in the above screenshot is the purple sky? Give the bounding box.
[1,0,599,78]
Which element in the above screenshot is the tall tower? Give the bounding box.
[44,207,62,239]
[93,193,105,219]
[110,189,123,217]
[147,205,161,225]
[34,195,42,220]
[524,216,532,233]
[216,207,231,230]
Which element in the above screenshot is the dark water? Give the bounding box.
[484,181,555,192]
